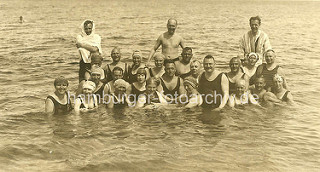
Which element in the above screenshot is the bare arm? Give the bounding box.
[217,73,229,110]
[179,36,185,49]
[286,92,295,106]
[74,98,82,114]
[147,35,162,65]
[106,95,114,109]
[45,98,54,115]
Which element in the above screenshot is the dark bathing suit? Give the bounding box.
[160,77,181,96]
[130,84,145,101]
[105,63,128,82]
[47,93,73,115]
[79,96,97,109]
[258,63,280,89]
[198,72,224,109]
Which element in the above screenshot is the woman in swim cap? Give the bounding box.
[74,81,98,113]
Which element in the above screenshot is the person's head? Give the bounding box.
[136,68,147,84]
[264,49,276,64]
[91,53,103,67]
[164,59,176,77]
[54,76,69,95]
[229,57,241,73]
[132,50,142,66]
[111,47,121,62]
[82,81,96,95]
[112,66,124,80]
[249,16,261,34]
[183,77,198,94]
[154,53,165,68]
[114,79,129,95]
[235,79,247,97]
[90,68,103,84]
[83,20,93,35]
[181,47,193,63]
[190,60,201,75]
[203,55,215,73]
[254,76,266,91]
[167,18,178,35]
[146,77,160,94]
[273,74,284,91]
[247,53,259,67]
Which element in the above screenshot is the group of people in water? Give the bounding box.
[45,16,294,115]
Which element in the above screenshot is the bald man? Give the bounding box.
[147,18,185,65]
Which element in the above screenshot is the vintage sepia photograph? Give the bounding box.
[0,0,319,171]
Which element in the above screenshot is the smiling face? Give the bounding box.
[250,19,260,34]
[165,63,176,77]
[248,54,258,66]
[84,23,93,35]
[254,78,266,91]
[111,48,121,62]
[167,19,177,35]
[203,58,215,73]
[55,82,68,96]
[273,77,283,90]
[181,49,192,63]
[229,58,241,73]
[190,61,200,75]
[146,82,157,95]
[236,80,247,97]
[113,70,123,80]
[265,51,275,64]
[154,55,164,68]
[132,55,141,66]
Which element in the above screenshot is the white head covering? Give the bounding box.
[273,74,283,82]
[80,19,96,37]
[248,52,259,61]
[114,79,129,89]
[83,81,96,91]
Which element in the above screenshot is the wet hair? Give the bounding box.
[167,18,178,26]
[182,47,192,53]
[146,77,160,86]
[84,20,93,27]
[111,47,121,54]
[255,75,266,83]
[91,53,103,63]
[137,68,147,78]
[164,59,175,66]
[249,16,261,25]
[204,54,215,61]
[229,57,241,65]
[112,66,124,75]
[54,76,68,86]
[153,53,165,60]
[263,49,276,58]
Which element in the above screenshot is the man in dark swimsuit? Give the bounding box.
[159,59,186,104]
[198,55,229,111]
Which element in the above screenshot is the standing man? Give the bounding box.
[147,18,185,65]
[76,20,102,82]
[103,47,128,82]
[239,16,272,66]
